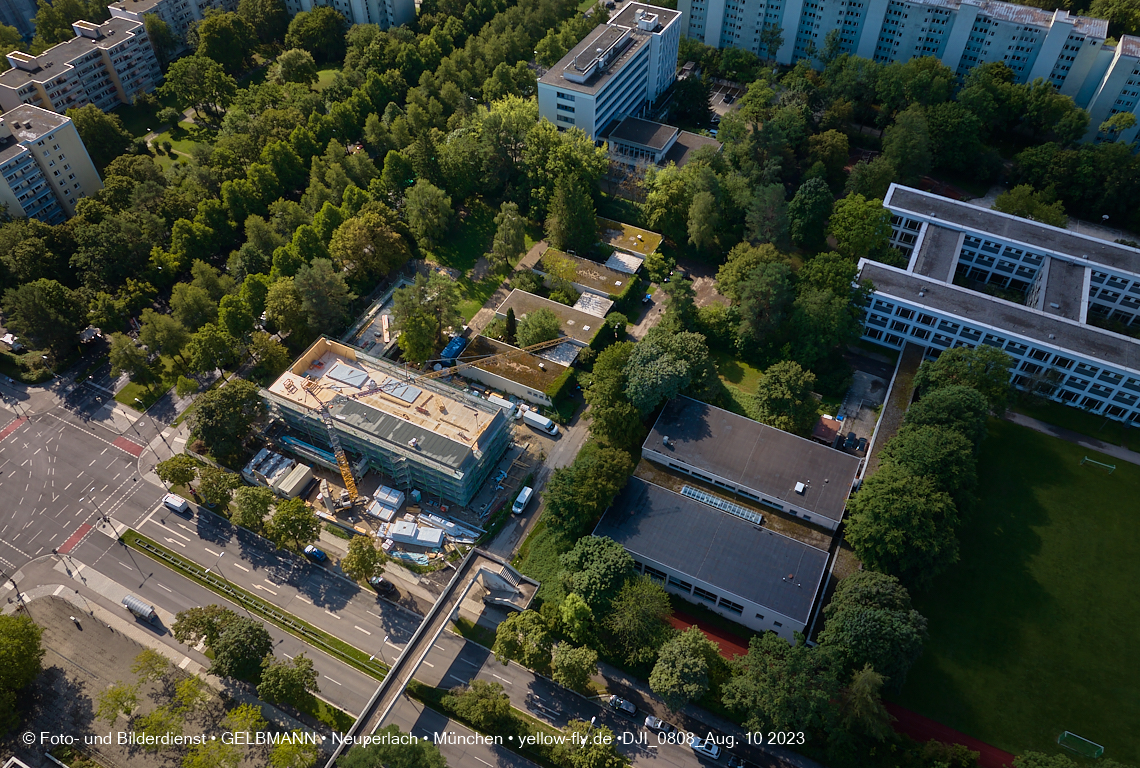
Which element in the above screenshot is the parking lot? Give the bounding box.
[709,81,745,119]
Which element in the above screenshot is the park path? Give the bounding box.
[1001,411,1140,467]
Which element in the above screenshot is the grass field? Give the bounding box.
[1012,398,1140,452]
[897,419,1140,763]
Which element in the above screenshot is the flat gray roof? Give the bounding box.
[540,24,648,96]
[0,17,143,88]
[332,398,486,471]
[610,2,680,29]
[1041,258,1084,321]
[607,116,677,150]
[0,105,68,163]
[886,185,1140,276]
[594,478,828,624]
[911,224,961,282]
[494,289,601,345]
[861,260,1140,374]
[661,131,721,167]
[644,397,861,523]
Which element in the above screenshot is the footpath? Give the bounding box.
[1002,411,1140,467]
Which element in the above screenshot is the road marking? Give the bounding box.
[253,585,277,595]
[457,658,479,667]
[204,548,221,557]
[421,661,434,668]
[264,579,280,587]
[117,561,133,571]
[354,625,371,635]
[52,585,65,596]
[164,538,186,548]
[176,523,195,534]
[233,563,249,572]
[367,610,382,620]
[448,674,468,684]
[33,448,40,455]
[165,529,189,541]
[89,458,97,466]
[492,673,512,685]
[27,530,40,544]
[385,639,401,649]
[323,676,342,686]
[296,596,312,604]
[324,610,340,620]
[64,482,72,490]
[156,583,173,593]
[472,757,492,767]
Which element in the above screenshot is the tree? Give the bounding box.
[605,576,673,665]
[222,701,267,734]
[173,675,209,715]
[787,178,833,252]
[668,75,713,127]
[249,331,291,383]
[186,323,238,378]
[546,177,597,254]
[341,536,385,582]
[96,682,139,725]
[560,536,635,612]
[196,11,256,75]
[746,184,789,245]
[489,201,526,270]
[231,486,274,532]
[109,333,158,388]
[818,571,928,693]
[339,726,447,768]
[131,648,170,684]
[160,55,236,122]
[258,653,320,709]
[171,283,218,331]
[624,329,716,415]
[238,0,289,44]
[269,734,321,768]
[0,614,44,704]
[516,307,562,347]
[135,705,183,750]
[442,679,513,732]
[294,258,356,335]
[405,179,452,250]
[265,277,310,338]
[560,593,595,645]
[735,262,795,350]
[493,610,553,671]
[140,310,190,361]
[210,616,273,682]
[722,633,841,734]
[903,385,991,449]
[838,665,894,740]
[844,464,960,589]
[808,129,850,186]
[183,739,241,768]
[1098,110,1137,140]
[551,643,598,693]
[284,7,347,63]
[2,278,85,356]
[992,185,1068,228]
[753,361,818,436]
[882,105,932,184]
[879,424,977,509]
[716,242,789,301]
[188,379,266,465]
[156,455,199,489]
[328,211,411,288]
[913,345,1014,414]
[267,497,321,550]
[844,157,897,200]
[197,467,239,509]
[557,720,630,768]
[650,627,719,711]
[542,445,634,539]
[759,23,785,61]
[66,104,132,172]
[504,307,518,345]
[391,272,462,363]
[828,194,892,260]
[688,191,720,252]
[173,605,239,648]
[218,294,255,341]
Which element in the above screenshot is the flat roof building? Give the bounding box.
[494,289,604,347]
[537,3,681,139]
[861,184,1140,425]
[607,115,723,170]
[264,338,512,507]
[0,17,160,114]
[0,105,102,222]
[533,248,633,298]
[598,216,661,258]
[595,477,829,640]
[643,397,862,531]
[456,335,570,408]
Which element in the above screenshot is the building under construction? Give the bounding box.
[263,338,512,507]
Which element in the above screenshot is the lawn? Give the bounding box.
[315,66,340,91]
[152,119,217,159]
[896,419,1140,763]
[711,349,765,391]
[1011,398,1140,452]
[511,518,572,606]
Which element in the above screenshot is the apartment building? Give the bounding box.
[681,0,1140,141]
[282,0,414,30]
[0,18,161,114]
[538,3,681,139]
[0,105,103,223]
[110,0,238,48]
[860,184,1140,424]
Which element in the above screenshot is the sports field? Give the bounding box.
[897,419,1140,763]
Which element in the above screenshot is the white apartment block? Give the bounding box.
[0,18,161,114]
[538,3,682,139]
[859,184,1140,425]
[0,105,103,223]
[681,0,1140,142]
[110,0,238,49]
[282,0,414,30]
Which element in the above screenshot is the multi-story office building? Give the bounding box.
[109,0,238,49]
[538,3,681,139]
[859,184,1140,424]
[0,18,161,114]
[282,0,414,30]
[680,0,1140,142]
[0,105,103,223]
[264,338,513,507]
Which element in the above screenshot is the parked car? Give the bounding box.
[727,755,754,768]
[304,545,328,563]
[644,715,675,734]
[369,576,397,597]
[643,293,653,303]
[608,695,637,717]
[844,431,858,449]
[856,437,868,453]
[690,736,722,760]
[723,93,736,104]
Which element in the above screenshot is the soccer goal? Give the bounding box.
[1057,731,1104,758]
[1079,456,1116,474]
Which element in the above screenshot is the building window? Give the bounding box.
[692,586,717,603]
[556,115,575,124]
[718,597,744,615]
[773,621,783,627]
[668,576,693,592]
[644,565,667,582]
[755,613,764,620]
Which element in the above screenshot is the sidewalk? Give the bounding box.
[1002,411,1140,467]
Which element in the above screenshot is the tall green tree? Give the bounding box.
[109,332,159,388]
[489,201,526,270]
[442,680,513,732]
[258,653,320,709]
[754,360,818,436]
[267,498,321,550]
[188,379,266,464]
[339,726,447,768]
[515,307,562,347]
[160,55,237,123]
[605,576,673,665]
[139,310,190,362]
[913,345,1014,414]
[542,445,634,540]
[545,177,597,254]
[391,272,461,363]
[186,322,238,378]
[197,466,240,509]
[209,616,273,681]
[551,644,599,693]
[405,180,453,250]
[787,178,833,252]
[559,536,635,612]
[195,10,256,75]
[902,385,991,449]
[557,720,631,768]
[838,665,894,741]
[493,610,553,671]
[232,485,274,532]
[2,278,85,356]
[735,262,795,351]
[155,455,199,488]
[882,105,932,184]
[992,185,1068,229]
[284,6,346,63]
[294,258,356,335]
[0,613,44,733]
[66,105,132,172]
[624,329,716,414]
[341,536,385,582]
[844,157,897,200]
[238,0,289,44]
[650,627,719,711]
[879,424,978,509]
[172,605,239,648]
[828,194,892,261]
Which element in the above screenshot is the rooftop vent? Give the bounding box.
[1048,333,1056,339]
[1049,302,1061,309]
[662,436,671,447]
[538,362,546,370]
[408,438,419,448]
[794,482,806,495]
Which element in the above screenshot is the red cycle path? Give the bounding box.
[0,416,26,442]
[670,610,1015,767]
[57,523,93,555]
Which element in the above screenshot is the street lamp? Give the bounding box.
[81,496,110,525]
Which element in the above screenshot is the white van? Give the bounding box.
[522,410,559,435]
[512,486,533,515]
[162,493,191,516]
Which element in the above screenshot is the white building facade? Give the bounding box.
[282,0,414,30]
[110,0,238,49]
[860,184,1140,424]
[538,3,681,139]
[0,105,103,223]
